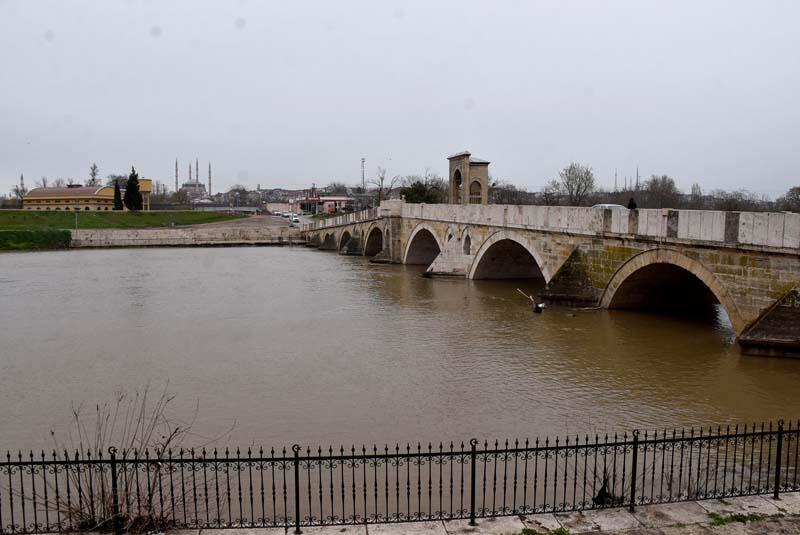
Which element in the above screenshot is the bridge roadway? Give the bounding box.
[303,201,800,357]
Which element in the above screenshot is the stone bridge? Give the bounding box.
[303,201,800,357]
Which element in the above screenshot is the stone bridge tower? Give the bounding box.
[448,151,489,205]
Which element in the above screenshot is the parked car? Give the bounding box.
[292,216,300,223]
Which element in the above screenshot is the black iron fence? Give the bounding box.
[2,420,798,534]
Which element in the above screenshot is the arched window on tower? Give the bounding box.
[469,181,482,204]
[452,169,462,204]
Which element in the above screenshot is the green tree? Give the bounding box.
[123,166,143,211]
[777,186,800,213]
[400,181,441,203]
[113,181,123,210]
[399,172,446,204]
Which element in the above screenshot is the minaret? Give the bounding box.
[195,159,199,185]
[175,159,179,192]
[189,163,192,183]
[208,161,211,195]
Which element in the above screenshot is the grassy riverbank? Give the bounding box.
[0,229,72,250]
[0,210,245,231]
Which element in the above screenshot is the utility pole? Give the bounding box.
[175,159,179,193]
[208,161,212,196]
[361,158,366,191]
[614,169,618,192]
[188,163,192,183]
[195,159,199,185]
[636,167,639,190]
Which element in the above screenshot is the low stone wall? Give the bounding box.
[71,226,303,247]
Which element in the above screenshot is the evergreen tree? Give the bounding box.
[113,181,123,210]
[123,166,143,211]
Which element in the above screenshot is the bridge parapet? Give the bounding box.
[302,207,379,231]
[399,203,800,252]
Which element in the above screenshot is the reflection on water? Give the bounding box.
[0,247,798,450]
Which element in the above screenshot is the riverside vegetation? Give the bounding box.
[0,211,245,250]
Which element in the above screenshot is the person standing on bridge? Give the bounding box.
[627,197,637,209]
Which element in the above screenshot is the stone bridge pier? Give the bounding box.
[304,201,800,357]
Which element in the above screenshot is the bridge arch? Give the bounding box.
[338,230,352,253]
[363,224,384,257]
[600,248,745,333]
[403,223,442,265]
[468,230,550,281]
[321,232,336,250]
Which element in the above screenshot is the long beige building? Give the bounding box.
[23,180,152,211]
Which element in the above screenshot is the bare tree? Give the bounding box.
[489,179,536,204]
[87,162,100,185]
[369,167,401,204]
[540,178,563,206]
[11,184,26,204]
[324,181,349,194]
[557,163,595,206]
[52,178,67,188]
[35,177,49,188]
[642,174,681,208]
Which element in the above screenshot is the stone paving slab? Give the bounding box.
[443,516,525,534]
[369,521,447,534]
[520,513,563,533]
[660,525,714,534]
[695,495,781,517]
[585,507,643,531]
[553,507,642,533]
[296,525,366,535]
[200,530,285,535]
[552,510,597,533]
[632,501,711,528]
[763,491,800,515]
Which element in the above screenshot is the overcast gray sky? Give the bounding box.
[1,0,798,197]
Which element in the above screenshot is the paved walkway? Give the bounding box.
[172,493,800,534]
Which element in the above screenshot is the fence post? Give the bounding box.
[774,420,784,500]
[109,447,121,535]
[469,439,478,526]
[629,430,639,513]
[292,445,302,534]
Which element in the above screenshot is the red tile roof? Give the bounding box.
[26,186,109,197]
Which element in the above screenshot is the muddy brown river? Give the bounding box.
[1,247,798,451]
